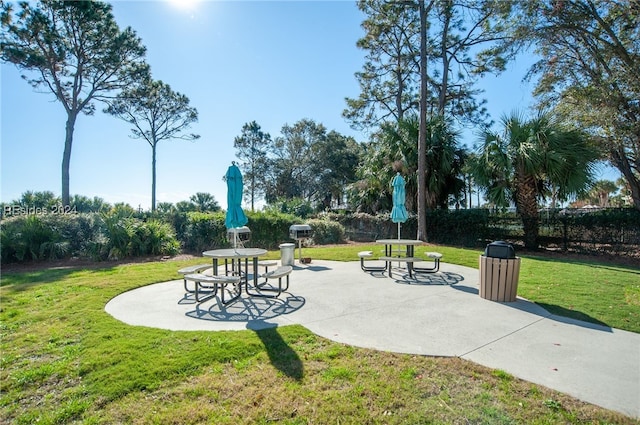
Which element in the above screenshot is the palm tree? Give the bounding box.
[472,111,599,249]
[587,180,618,207]
[422,117,465,210]
[155,202,176,214]
[189,193,220,212]
[350,115,465,214]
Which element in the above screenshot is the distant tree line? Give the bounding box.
[3,1,639,252]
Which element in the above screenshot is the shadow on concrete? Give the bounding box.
[185,294,305,323]
[293,264,331,272]
[448,285,614,333]
[391,271,465,286]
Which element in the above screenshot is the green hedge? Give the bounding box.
[326,210,490,247]
[4,207,635,264]
[177,211,302,253]
[322,212,401,241]
[181,212,227,253]
[333,208,639,256]
[245,211,300,250]
[547,208,640,255]
[0,210,337,264]
[425,209,491,246]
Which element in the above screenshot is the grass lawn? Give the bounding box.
[1,245,638,424]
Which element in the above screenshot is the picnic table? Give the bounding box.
[376,239,423,278]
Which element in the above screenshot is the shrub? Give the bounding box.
[98,213,181,260]
[0,212,182,264]
[182,212,227,253]
[101,213,136,260]
[1,215,46,261]
[324,212,414,241]
[178,210,319,251]
[307,218,346,245]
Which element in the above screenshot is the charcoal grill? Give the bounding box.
[289,224,312,262]
[227,226,251,248]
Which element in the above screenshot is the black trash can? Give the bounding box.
[479,241,521,302]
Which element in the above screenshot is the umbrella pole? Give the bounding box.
[394,222,400,269]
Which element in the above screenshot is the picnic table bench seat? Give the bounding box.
[378,252,443,278]
[183,273,241,304]
[413,252,443,274]
[177,263,212,293]
[257,260,278,274]
[248,265,293,298]
[358,250,386,272]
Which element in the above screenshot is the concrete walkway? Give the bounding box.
[105,260,639,418]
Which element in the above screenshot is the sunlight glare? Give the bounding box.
[167,0,200,11]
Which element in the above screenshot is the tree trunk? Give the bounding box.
[467,174,472,208]
[515,173,540,250]
[395,63,404,122]
[250,161,256,212]
[417,0,428,241]
[151,142,157,212]
[61,113,77,206]
[438,0,452,116]
[611,147,640,211]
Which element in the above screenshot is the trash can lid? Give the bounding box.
[279,243,296,248]
[484,241,516,259]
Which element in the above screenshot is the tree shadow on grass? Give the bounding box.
[535,303,612,331]
[522,253,640,274]
[1,263,119,291]
[247,320,304,382]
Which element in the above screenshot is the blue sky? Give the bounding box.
[1,0,618,210]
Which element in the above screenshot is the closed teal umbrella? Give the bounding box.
[225,162,248,234]
[390,173,408,239]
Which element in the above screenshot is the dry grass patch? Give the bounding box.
[87,336,632,424]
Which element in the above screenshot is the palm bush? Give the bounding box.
[101,213,136,259]
[101,213,181,259]
[1,215,57,261]
[144,219,180,255]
